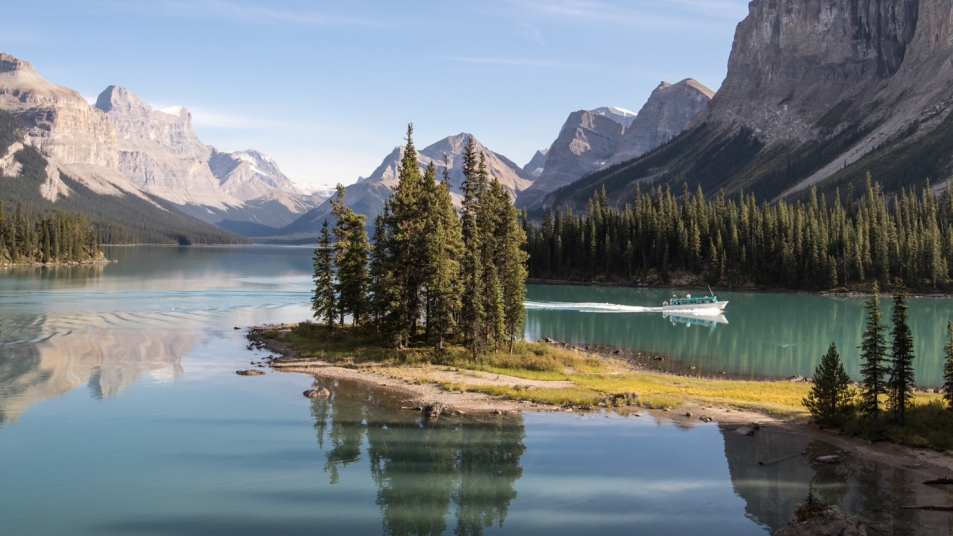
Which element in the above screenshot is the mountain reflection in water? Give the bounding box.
[0,317,188,423]
[311,378,525,536]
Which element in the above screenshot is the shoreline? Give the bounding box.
[0,258,116,268]
[526,278,953,299]
[248,322,953,483]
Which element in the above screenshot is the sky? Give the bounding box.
[1,0,751,192]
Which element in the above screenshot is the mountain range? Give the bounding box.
[9,0,953,244]
[543,0,953,212]
[0,52,321,243]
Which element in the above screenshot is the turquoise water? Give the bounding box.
[525,284,953,386]
[1,246,950,535]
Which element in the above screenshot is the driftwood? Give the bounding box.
[901,505,953,511]
[923,478,953,485]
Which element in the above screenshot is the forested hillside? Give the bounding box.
[525,181,953,292]
[0,110,251,245]
[0,201,102,264]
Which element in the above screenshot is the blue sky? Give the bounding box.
[2,0,750,191]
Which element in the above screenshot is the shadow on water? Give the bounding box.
[722,428,953,535]
[311,377,526,536]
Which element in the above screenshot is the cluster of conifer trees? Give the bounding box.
[0,201,102,264]
[525,178,953,290]
[312,127,528,355]
[806,283,953,433]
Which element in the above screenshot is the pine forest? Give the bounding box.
[0,201,103,265]
[524,178,953,291]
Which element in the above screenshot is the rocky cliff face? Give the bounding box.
[95,85,236,209]
[697,0,919,143]
[609,79,713,165]
[0,53,150,202]
[516,111,624,209]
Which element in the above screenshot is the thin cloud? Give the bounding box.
[153,0,390,27]
[518,0,746,29]
[442,56,567,68]
[516,21,545,46]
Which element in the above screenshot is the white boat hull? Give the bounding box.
[661,301,728,314]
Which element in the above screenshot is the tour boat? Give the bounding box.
[661,290,728,314]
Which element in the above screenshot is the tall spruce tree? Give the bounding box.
[312,220,337,330]
[859,282,889,429]
[943,321,953,410]
[460,136,486,359]
[803,342,852,424]
[384,124,428,347]
[330,184,370,326]
[887,285,916,424]
[368,208,396,331]
[423,161,463,352]
[490,179,528,352]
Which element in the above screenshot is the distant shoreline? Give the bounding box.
[525,278,953,299]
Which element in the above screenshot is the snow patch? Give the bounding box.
[159,106,185,116]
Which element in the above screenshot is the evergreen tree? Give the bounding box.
[368,209,397,331]
[423,162,463,352]
[385,124,428,347]
[493,180,528,352]
[887,285,916,425]
[859,282,889,429]
[311,220,337,330]
[803,342,852,424]
[943,321,953,410]
[331,184,370,325]
[460,136,486,359]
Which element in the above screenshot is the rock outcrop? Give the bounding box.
[774,506,867,536]
[608,79,713,165]
[516,111,624,209]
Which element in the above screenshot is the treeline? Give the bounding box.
[312,127,528,354]
[525,178,953,290]
[0,201,102,264]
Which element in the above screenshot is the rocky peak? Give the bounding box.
[0,53,35,74]
[524,148,549,177]
[591,106,638,127]
[209,147,305,199]
[608,78,714,165]
[516,110,624,209]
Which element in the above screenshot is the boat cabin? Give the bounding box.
[664,294,719,307]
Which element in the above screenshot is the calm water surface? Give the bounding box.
[1,246,950,535]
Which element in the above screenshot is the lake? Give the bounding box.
[1,246,950,535]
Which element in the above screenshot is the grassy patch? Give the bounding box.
[269,322,815,416]
[832,397,953,451]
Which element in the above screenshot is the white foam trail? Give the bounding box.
[525,301,661,313]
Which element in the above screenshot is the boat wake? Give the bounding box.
[524,301,661,313]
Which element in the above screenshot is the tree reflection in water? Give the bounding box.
[310,379,525,536]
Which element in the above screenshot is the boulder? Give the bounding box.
[775,506,867,536]
[815,455,843,465]
[303,388,330,399]
[423,402,444,419]
[236,370,264,376]
[735,426,755,436]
